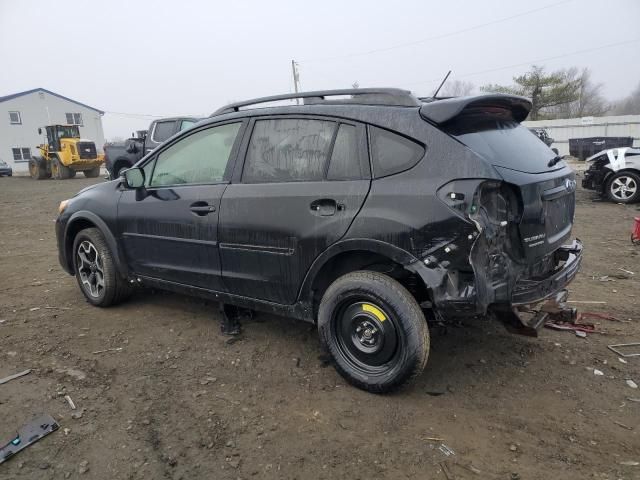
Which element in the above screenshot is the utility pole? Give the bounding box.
[291,60,300,104]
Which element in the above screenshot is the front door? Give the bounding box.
[118,121,244,291]
[219,117,370,304]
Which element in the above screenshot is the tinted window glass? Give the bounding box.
[448,117,559,173]
[243,119,335,183]
[150,123,241,187]
[370,126,424,178]
[327,124,363,180]
[152,121,176,142]
[180,120,197,131]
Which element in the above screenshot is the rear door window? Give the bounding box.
[369,126,425,178]
[447,117,558,173]
[242,118,335,183]
[152,121,177,143]
[327,124,364,180]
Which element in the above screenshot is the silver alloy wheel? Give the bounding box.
[77,240,105,298]
[610,175,638,201]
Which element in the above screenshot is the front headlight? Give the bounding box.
[58,199,70,214]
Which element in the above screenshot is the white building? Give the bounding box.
[0,88,105,173]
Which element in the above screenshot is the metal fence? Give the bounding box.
[523,115,640,157]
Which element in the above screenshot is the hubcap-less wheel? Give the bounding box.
[76,240,105,298]
[334,301,400,372]
[610,175,638,201]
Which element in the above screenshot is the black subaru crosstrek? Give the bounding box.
[56,88,582,392]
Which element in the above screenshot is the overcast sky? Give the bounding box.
[1,0,639,140]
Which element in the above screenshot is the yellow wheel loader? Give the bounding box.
[29,125,104,180]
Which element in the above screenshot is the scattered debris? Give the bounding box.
[626,380,638,389]
[0,414,59,465]
[619,357,629,364]
[580,311,621,322]
[458,462,482,475]
[545,321,597,334]
[29,307,40,312]
[509,444,518,451]
[614,420,633,430]
[440,461,454,480]
[91,347,123,355]
[567,300,606,304]
[78,460,89,474]
[575,330,587,338]
[593,369,604,376]
[71,409,84,420]
[619,461,639,466]
[64,395,76,410]
[422,436,444,442]
[627,397,640,403]
[608,343,640,358]
[438,444,455,457]
[0,369,31,386]
[619,268,635,275]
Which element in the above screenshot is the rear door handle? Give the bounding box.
[310,199,344,216]
[190,201,216,216]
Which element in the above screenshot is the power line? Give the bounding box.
[403,38,640,88]
[300,0,572,63]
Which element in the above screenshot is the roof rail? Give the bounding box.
[212,88,421,115]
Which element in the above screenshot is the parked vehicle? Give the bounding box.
[29,125,103,180]
[104,117,200,178]
[55,88,582,392]
[529,128,559,154]
[0,159,12,176]
[582,147,640,203]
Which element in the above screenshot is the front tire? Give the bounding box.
[606,171,640,204]
[52,157,72,179]
[318,271,429,393]
[72,228,132,307]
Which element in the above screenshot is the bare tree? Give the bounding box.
[610,81,640,115]
[547,68,608,118]
[440,80,475,97]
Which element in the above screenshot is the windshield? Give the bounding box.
[57,125,80,138]
[447,117,559,173]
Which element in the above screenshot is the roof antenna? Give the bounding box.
[432,70,452,99]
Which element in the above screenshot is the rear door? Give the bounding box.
[218,117,370,304]
[117,121,245,290]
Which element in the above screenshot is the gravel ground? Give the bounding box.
[0,166,639,479]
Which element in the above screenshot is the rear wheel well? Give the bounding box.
[308,250,429,317]
[65,219,96,271]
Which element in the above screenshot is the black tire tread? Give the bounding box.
[318,270,429,393]
[72,227,132,307]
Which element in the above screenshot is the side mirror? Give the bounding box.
[38,128,42,135]
[123,167,145,189]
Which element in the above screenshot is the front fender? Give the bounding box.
[64,211,128,277]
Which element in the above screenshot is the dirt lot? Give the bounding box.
[1,168,639,480]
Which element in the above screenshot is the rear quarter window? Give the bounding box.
[369,126,425,178]
[152,121,176,143]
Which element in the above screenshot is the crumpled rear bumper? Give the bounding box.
[511,239,583,306]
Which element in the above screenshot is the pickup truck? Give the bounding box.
[104,117,200,178]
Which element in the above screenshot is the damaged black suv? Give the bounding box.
[56,88,582,392]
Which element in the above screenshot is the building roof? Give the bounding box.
[0,88,104,114]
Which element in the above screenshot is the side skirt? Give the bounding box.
[137,275,315,323]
